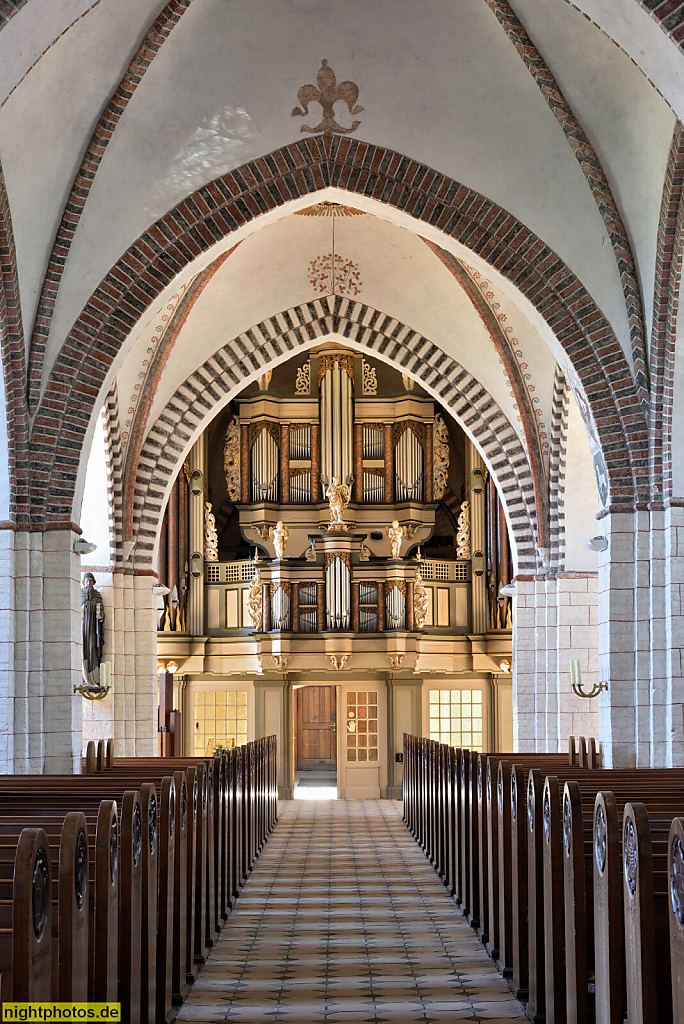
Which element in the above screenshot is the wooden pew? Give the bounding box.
[0,828,53,1004]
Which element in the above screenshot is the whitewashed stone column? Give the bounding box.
[513,574,598,752]
[81,569,158,755]
[0,528,82,773]
[597,512,647,767]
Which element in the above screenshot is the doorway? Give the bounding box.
[294,685,337,798]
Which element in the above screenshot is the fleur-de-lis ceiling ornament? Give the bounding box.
[292,60,363,135]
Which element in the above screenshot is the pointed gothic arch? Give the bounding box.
[123,296,539,572]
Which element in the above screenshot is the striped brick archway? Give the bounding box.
[30,136,648,529]
[129,296,540,572]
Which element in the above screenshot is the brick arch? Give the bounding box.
[31,136,648,529]
[129,296,540,572]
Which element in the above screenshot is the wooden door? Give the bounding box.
[296,686,336,766]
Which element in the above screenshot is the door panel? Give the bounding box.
[296,686,336,766]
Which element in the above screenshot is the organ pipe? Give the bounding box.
[394,427,424,501]
[325,556,350,629]
[251,427,279,502]
[320,360,353,489]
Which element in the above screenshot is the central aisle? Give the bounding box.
[177,800,527,1023]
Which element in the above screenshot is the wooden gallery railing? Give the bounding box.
[0,735,277,1023]
[403,732,684,1024]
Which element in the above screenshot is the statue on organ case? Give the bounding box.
[326,476,351,531]
[386,519,406,559]
[269,520,289,560]
[81,572,105,687]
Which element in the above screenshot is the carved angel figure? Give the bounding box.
[246,567,263,631]
[204,501,219,561]
[326,476,351,530]
[269,520,289,560]
[387,519,405,560]
[414,567,429,630]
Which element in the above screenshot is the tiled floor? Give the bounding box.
[176,800,528,1023]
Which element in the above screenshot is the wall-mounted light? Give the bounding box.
[570,658,607,699]
[499,583,516,598]
[472,551,486,577]
[537,546,550,569]
[74,660,111,700]
[122,540,135,560]
[157,659,178,675]
[190,470,203,497]
[74,538,97,555]
[152,584,170,597]
[471,468,485,495]
[584,536,608,552]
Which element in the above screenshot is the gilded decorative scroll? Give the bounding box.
[250,420,280,447]
[433,414,450,500]
[456,500,471,560]
[204,501,219,561]
[246,568,263,631]
[385,580,407,597]
[223,420,240,501]
[413,568,429,629]
[393,420,425,446]
[295,361,310,395]
[269,581,292,599]
[318,353,355,385]
[362,360,378,395]
[324,551,352,570]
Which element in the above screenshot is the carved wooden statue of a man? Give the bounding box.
[81,572,105,687]
[387,519,405,559]
[269,520,289,560]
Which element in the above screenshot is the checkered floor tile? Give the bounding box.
[176,800,527,1022]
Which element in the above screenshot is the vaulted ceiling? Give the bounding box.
[0,0,681,545]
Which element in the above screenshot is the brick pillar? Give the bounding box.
[351,582,360,631]
[262,584,271,632]
[378,582,385,632]
[317,583,325,631]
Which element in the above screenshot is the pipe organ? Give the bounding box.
[158,344,513,796]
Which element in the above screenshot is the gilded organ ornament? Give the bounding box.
[295,361,311,395]
[386,519,405,560]
[269,520,290,560]
[387,654,405,670]
[246,565,263,632]
[326,476,351,532]
[327,654,351,671]
[204,502,219,561]
[272,655,290,671]
[433,414,450,501]
[223,420,240,501]
[362,360,378,395]
[291,60,363,136]
[413,567,429,630]
[456,500,471,560]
